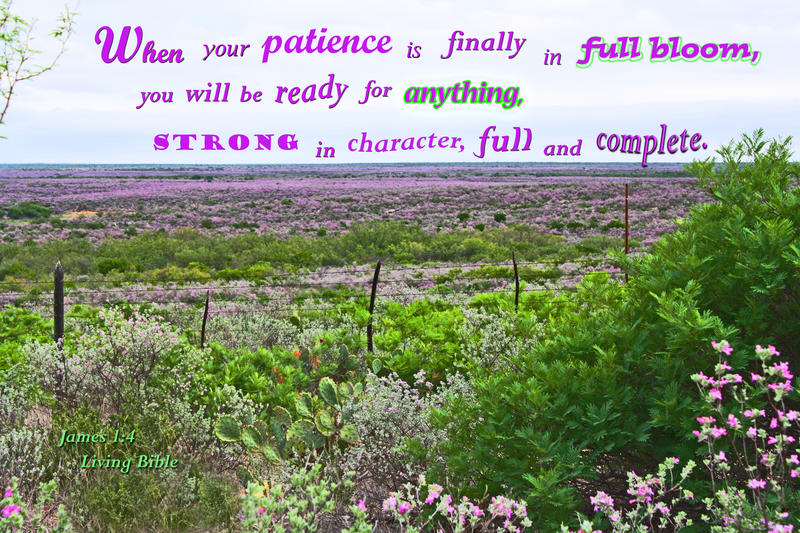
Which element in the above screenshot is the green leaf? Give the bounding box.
[314,409,335,437]
[242,424,265,448]
[259,442,282,464]
[353,382,364,396]
[288,419,314,441]
[270,406,291,439]
[338,381,354,398]
[319,377,339,408]
[252,420,269,442]
[371,359,383,374]
[288,419,325,449]
[339,424,359,444]
[214,415,241,442]
[295,392,313,418]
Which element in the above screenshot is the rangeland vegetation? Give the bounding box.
[1,136,799,531]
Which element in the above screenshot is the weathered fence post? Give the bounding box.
[200,290,210,348]
[512,251,520,312]
[366,261,381,353]
[53,261,64,345]
[625,183,629,283]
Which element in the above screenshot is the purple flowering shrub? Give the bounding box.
[565,340,799,532]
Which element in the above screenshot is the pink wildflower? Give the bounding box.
[382,496,397,511]
[710,426,727,438]
[748,479,767,490]
[772,361,793,380]
[1,504,21,517]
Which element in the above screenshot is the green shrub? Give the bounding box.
[0,307,50,372]
[602,220,625,230]
[437,132,800,528]
[7,202,50,220]
[96,257,133,275]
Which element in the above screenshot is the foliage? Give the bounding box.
[566,341,799,533]
[24,307,187,414]
[629,129,800,364]
[339,370,475,503]
[0,222,607,284]
[381,474,532,532]
[437,132,800,527]
[214,375,363,481]
[0,306,50,371]
[6,201,50,219]
[0,0,76,128]
[241,462,354,533]
[1,477,73,532]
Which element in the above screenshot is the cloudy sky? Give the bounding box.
[1,0,798,164]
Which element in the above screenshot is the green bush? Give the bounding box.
[96,257,133,275]
[436,131,800,528]
[0,306,51,372]
[602,220,625,230]
[7,201,50,220]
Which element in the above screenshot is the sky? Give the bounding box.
[1,0,798,164]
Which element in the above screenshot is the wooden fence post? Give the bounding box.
[53,261,64,345]
[625,183,629,283]
[366,261,381,353]
[512,251,520,312]
[200,290,210,348]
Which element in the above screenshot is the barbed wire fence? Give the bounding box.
[2,184,635,351]
[2,254,626,352]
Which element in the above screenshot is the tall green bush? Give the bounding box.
[436,131,800,528]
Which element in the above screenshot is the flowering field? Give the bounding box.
[0,163,707,246]
[2,143,799,533]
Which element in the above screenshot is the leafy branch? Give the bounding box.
[0,0,76,128]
